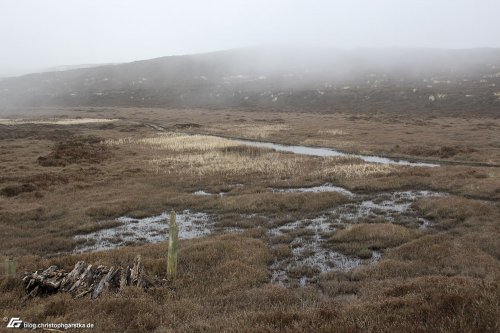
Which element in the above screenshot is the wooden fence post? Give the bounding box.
[4,257,16,277]
[167,210,179,282]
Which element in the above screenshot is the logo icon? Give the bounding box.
[6,317,22,328]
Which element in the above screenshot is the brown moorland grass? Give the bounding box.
[0,234,273,332]
[363,233,500,280]
[0,107,499,332]
[3,106,500,164]
[328,223,417,257]
[207,192,348,214]
[0,118,118,125]
[38,136,110,167]
[314,158,396,179]
[414,196,495,222]
[190,110,500,165]
[2,237,498,333]
[337,276,500,333]
[342,165,500,199]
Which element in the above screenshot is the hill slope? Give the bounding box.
[1,47,500,114]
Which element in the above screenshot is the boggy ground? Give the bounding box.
[0,107,499,332]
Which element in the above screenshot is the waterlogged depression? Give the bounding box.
[333,190,444,226]
[266,190,444,285]
[75,210,212,253]
[271,183,355,197]
[74,181,445,285]
[193,184,354,197]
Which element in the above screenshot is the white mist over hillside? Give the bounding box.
[1,0,500,77]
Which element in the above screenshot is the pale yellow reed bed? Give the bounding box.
[0,118,117,125]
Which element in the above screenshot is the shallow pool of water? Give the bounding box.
[74,189,444,286]
[74,210,212,253]
[333,190,444,223]
[271,183,355,196]
[267,190,444,285]
[270,233,381,286]
[193,190,226,197]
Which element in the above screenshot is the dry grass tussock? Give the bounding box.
[414,196,494,222]
[318,129,348,136]
[315,157,395,179]
[107,133,240,152]
[365,234,500,280]
[150,151,309,177]
[338,276,500,333]
[208,192,348,214]
[331,223,414,244]
[328,223,416,257]
[38,136,109,167]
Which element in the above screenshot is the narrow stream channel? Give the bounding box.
[230,138,440,167]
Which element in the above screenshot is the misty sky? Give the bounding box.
[1,0,500,77]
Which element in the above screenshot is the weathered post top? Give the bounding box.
[4,257,16,277]
[167,210,179,282]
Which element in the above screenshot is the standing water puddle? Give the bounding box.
[271,183,355,197]
[267,190,444,286]
[193,190,211,196]
[73,187,444,286]
[74,210,212,253]
[193,190,226,197]
[332,190,444,224]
